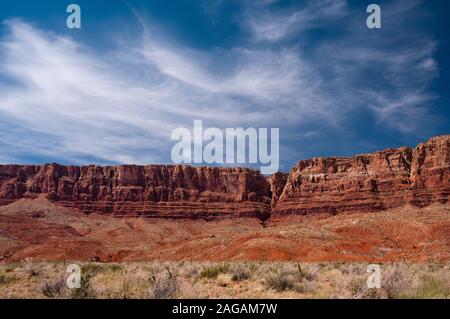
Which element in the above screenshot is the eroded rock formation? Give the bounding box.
[0,165,272,220]
[273,135,449,217]
[0,135,448,220]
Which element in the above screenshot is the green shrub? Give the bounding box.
[0,274,17,285]
[106,264,123,273]
[264,270,295,291]
[70,271,97,299]
[231,267,251,282]
[200,264,230,279]
[41,277,66,298]
[414,275,450,299]
[81,264,103,275]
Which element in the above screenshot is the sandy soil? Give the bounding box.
[0,197,448,263]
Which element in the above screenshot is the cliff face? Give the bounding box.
[0,135,448,220]
[267,172,289,208]
[273,135,450,217]
[0,165,272,220]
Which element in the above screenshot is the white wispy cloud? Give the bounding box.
[0,0,441,166]
[244,0,348,42]
[312,0,439,134]
[0,20,170,164]
[0,17,335,164]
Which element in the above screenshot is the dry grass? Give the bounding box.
[41,277,66,298]
[0,262,448,299]
[149,270,178,299]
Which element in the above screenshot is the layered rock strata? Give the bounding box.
[0,165,272,220]
[273,135,449,216]
[0,135,448,220]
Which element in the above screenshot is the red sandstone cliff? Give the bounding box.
[0,135,448,220]
[273,135,449,217]
[0,165,272,220]
[267,172,289,208]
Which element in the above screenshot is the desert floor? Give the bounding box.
[1,197,449,299]
[0,261,449,299]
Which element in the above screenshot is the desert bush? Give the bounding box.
[41,277,66,298]
[317,263,327,270]
[121,279,133,299]
[4,265,15,273]
[264,269,295,291]
[261,263,318,293]
[24,263,40,278]
[348,277,384,299]
[200,264,230,279]
[179,263,201,279]
[118,271,150,299]
[296,264,317,282]
[217,273,233,287]
[413,275,450,299]
[263,265,312,293]
[107,264,122,273]
[347,265,415,299]
[64,263,103,299]
[340,263,366,275]
[382,265,412,299]
[341,264,417,299]
[81,264,103,275]
[246,262,259,273]
[252,263,272,280]
[231,264,251,282]
[0,274,17,285]
[70,271,97,299]
[177,277,200,298]
[149,270,178,299]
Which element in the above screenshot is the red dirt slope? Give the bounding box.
[0,197,448,263]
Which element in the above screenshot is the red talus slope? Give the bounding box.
[273,135,450,216]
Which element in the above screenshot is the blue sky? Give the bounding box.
[0,0,448,171]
